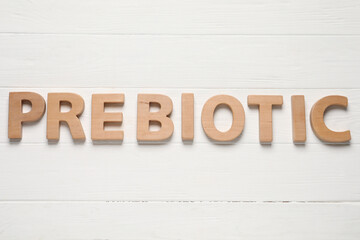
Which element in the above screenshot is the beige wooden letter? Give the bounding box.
[92,94,124,141]
[47,93,85,140]
[8,92,46,139]
[247,95,283,143]
[291,95,306,143]
[310,95,351,143]
[137,94,174,142]
[201,95,245,142]
[182,93,194,141]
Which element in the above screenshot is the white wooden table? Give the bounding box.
[0,0,359,239]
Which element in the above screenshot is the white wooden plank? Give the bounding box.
[1,0,360,34]
[1,1,359,239]
[0,35,359,88]
[1,88,358,144]
[0,202,359,240]
[0,143,359,201]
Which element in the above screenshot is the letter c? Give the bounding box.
[310,95,351,143]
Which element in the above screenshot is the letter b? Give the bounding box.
[137,94,174,142]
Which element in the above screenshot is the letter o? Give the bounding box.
[201,95,245,142]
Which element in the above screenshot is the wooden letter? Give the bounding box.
[8,92,46,139]
[247,95,283,143]
[47,93,85,140]
[92,94,124,141]
[137,94,174,142]
[201,95,245,142]
[291,95,306,143]
[310,95,351,143]
[182,93,194,141]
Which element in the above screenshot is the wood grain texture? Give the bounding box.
[310,95,351,143]
[182,93,194,141]
[46,93,86,140]
[0,144,359,201]
[248,95,283,143]
[1,88,358,144]
[137,94,174,142]
[0,35,359,88]
[91,93,124,141]
[1,0,360,34]
[0,202,359,240]
[292,95,307,143]
[8,92,46,139]
[201,95,245,142]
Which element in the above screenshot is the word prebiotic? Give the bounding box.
[8,92,351,143]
